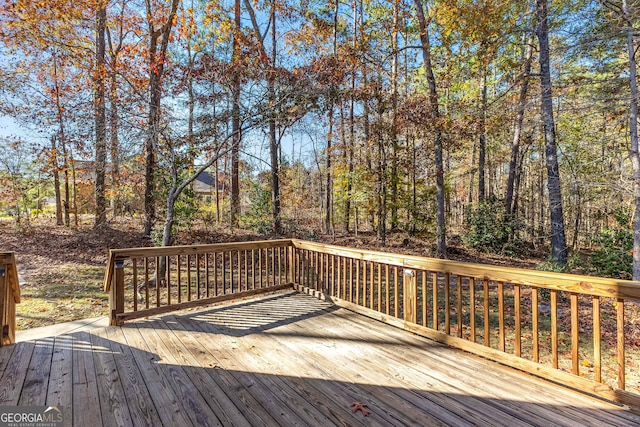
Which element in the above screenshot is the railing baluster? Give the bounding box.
[357,260,362,307]
[498,281,505,352]
[213,252,218,297]
[551,290,558,369]
[177,255,182,303]
[377,264,382,313]
[144,257,150,309]
[271,248,276,287]
[532,286,539,362]
[445,272,451,335]
[385,265,390,315]
[593,295,601,382]
[167,256,172,306]
[132,258,138,312]
[432,272,438,330]
[369,261,376,310]
[457,275,462,337]
[196,253,201,299]
[571,292,579,375]
[394,266,399,318]
[259,248,264,288]
[483,278,490,347]
[331,255,336,296]
[514,284,521,357]
[423,271,428,328]
[617,298,625,390]
[205,253,210,297]
[245,250,249,290]
[155,256,161,307]
[470,277,476,342]
[365,261,370,308]
[187,255,192,301]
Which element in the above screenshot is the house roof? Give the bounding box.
[195,170,216,186]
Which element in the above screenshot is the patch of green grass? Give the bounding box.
[17,264,108,329]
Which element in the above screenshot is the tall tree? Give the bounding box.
[414,0,446,257]
[536,0,568,265]
[94,0,108,228]
[230,0,242,228]
[143,0,180,237]
[505,37,534,219]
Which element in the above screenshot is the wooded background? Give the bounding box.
[1,0,639,278]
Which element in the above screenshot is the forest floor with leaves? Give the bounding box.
[1,215,639,393]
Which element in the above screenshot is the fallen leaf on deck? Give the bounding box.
[350,401,370,416]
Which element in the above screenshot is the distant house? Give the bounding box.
[193,170,225,199]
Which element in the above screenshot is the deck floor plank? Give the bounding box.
[133,321,224,427]
[0,340,34,405]
[17,337,54,406]
[104,325,163,427]
[72,331,102,427]
[167,314,323,427]
[254,300,521,427]
[244,316,470,427]
[158,315,340,426]
[170,314,372,427]
[149,317,282,427]
[0,341,16,375]
[45,335,74,427]
[90,327,134,427]
[135,318,252,427]
[119,322,200,427]
[315,307,588,427]
[335,307,640,426]
[4,290,640,427]
[181,313,374,427]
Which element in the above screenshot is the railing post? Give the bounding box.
[110,258,125,326]
[404,268,417,324]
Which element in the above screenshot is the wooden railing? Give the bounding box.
[105,238,640,409]
[291,240,640,410]
[0,252,21,346]
[104,240,293,325]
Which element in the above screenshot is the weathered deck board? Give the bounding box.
[18,338,53,406]
[0,290,639,427]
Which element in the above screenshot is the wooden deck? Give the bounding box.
[1,290,639,427]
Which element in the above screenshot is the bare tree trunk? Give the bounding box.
[414,0,446,257]
[51,134,63,225]
[269,8,281,234]
[478,64,487,203]
[143,0,180,237]
[325,105,334,234]
[109,69,120,217]
[376,86,387,246]
[230,0,241,229]
[536,0,568,265]
[61,139,70,227]
[390,0,400,230]
[71,151,78,227]
[505,39,533,218]
[94,1,107,228]
[345,0,358,233]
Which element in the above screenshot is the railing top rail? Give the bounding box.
[0,252,21,303]
[104,239,294,291]
[290,239,640,300]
